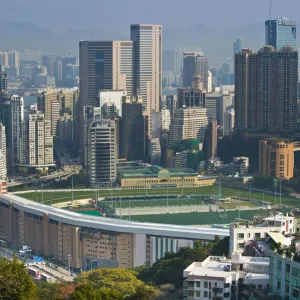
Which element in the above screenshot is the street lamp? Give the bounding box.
[67,254,71,281]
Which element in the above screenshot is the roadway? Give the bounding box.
[0,247,76,282]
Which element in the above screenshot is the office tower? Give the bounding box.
[55,60,63,82]
[0,52,8,68]
[119,96,145,160]
[234,38,243,54]
[205,120,218,160]
[164,95,177,117]
[162,50,179,73]
[0,68,7,92]
[57,90,79,116]
[204,93,222,121]
[265,19,297,50]
[183,52,208,91]
[26,112,53,166]
[178,74,206,108]
[86,119,117,187]
[0,124,6,180]
[130,24,162,113]
[8,50,20,69]
[37,92,60,136]
[150,110,162,138]
[161,108,171,131]
[169,107,208,145]
[11,95,25,165]
[235,46,298,133]
[42,54,56,76]
[79,40,133,157]
[223,108,235,136]
[259,139,294,180]
[98,90,127,117]
[149,137,161,165]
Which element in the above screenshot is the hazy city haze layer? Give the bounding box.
[3,0,300,32]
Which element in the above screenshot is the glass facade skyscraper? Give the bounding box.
[265,19,297,50]
[234,38,243,54]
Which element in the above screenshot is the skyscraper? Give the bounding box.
[37,92,59,136]
[8,50,20,69]
[42,55,57,77]
[0,124,7,180]
[130,24,162,113]
[86,119,117,187]
[235,46,298,134]
[182,52,208,91]
[26,112,53,166]
[79,40,133,157]
[11,95,25,165]
[205,120,218,160]
[234,38,243,54]
[265,19,297,50]
[119,96,145,161]
[223,108,235,136]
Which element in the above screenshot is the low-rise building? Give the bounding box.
[117,165,216,189]
[183,254,269,300]
[229,213,295,255]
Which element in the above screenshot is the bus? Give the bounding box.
[27,267,40,280]
[40,273,52,282]
[0,239,8,248]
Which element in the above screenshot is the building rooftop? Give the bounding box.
[184,255,269,279]
[117,165,198,178]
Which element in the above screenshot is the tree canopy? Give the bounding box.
[0,256,37,300]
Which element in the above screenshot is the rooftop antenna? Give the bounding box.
[268,0,272,45]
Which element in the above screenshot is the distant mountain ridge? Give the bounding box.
[0,21,298,57]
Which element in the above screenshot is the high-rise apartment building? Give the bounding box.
[79,40,133,157]
[26,112,53,166]
[182,52,208,91]
[205,120,218,160]
[0,124,6,180]
[234,38,243,54]
[8,50,20,69]
[130,24,162,113]
[161,108,171,131]
[0,92,11,153]
[119,96,145,161]
[11,95,25,165]
[0,52,8,68]
[169,107,208,145]
[86,119,117,187]
[37,92,60,136]
[265,19,297,50]
[235,46,298,133]
[259,139,294,180]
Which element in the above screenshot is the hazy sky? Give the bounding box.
[3,0,300,33]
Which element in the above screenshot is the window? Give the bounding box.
[195,291,200,297]
[238,243,244,249]
[204,291,208,297]
[237,233,244,239]
[224,283,230,288]
[224,292,230,298]
[196,281,200,288]
[277,281,281,289]
[204,282,208,288]
[258,284,262,289]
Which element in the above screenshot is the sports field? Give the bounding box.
[19,186,300,207]
[105,198,205,209]
[73,210,103,217]
[123,209,272,225]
